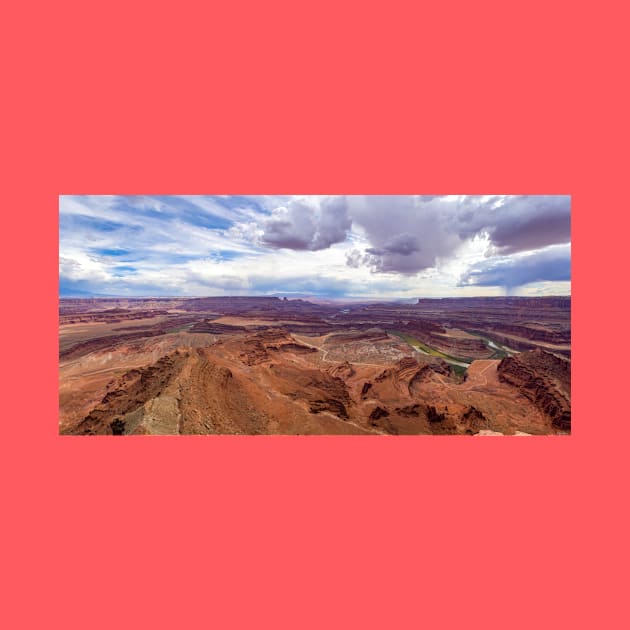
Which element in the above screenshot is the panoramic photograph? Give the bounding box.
[59,195,571,436]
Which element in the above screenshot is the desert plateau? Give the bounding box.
[59,296,571,435]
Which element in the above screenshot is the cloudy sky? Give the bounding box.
[59,195,571,299]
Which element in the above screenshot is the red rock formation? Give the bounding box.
[74,352,188,435]
[373,357,453,400]
[430,334,492,358]
[328,362,356,379]
[273,343,318,355]
[269,363,351,420]
[60,330,166,360]
[497,349,571,431]
[460,406,489,434]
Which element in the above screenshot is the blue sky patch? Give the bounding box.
[93,248,132,257]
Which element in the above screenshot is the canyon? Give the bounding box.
[59,296,571,435]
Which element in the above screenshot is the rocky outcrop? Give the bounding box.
[304,371,351,420]
[60,330,166,360]
[399,319,447,335]
[224,329,321,366]
[282,322,334,334]
[408,361,452,387]
[74,352,188,435]
[374,357,452,397]
[309,398,349,419]
[59,308,170,325]
[236,329,292,365]
[488,323,570,345]
[498,349,571,431]
[460,406,489,434]
[375,357,419,382]
[239,339,271,365]
[274,343,318,355]
[328,362,356,380]
[431,334,492,359]
[269,363,352,421]
[369,406,389,420]
[427,405,446,423]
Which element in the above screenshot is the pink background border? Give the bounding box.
[3,1,627,628]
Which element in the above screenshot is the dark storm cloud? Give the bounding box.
[456,195,571,255]
[347,196,462,274]
[459,244,571,290]
[365,233,421,256]
[345,195,571,274]
[261,196,351,251]
[255,195,571,275]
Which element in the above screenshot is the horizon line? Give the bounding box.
[59,294,572,300]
